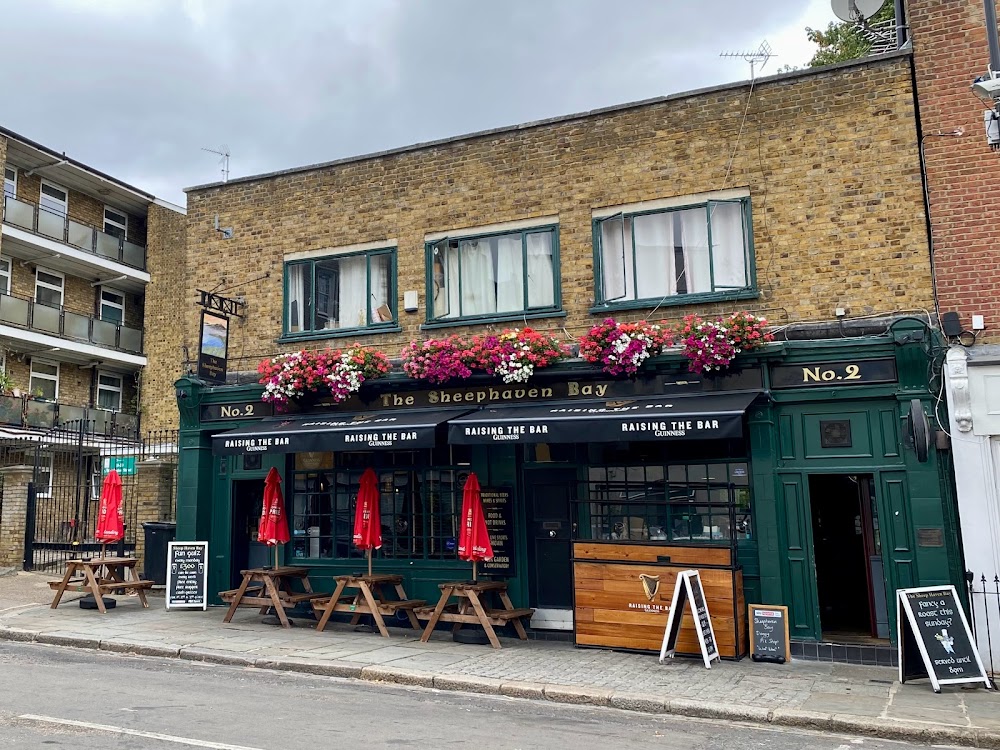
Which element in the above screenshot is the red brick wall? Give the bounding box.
[909,0,1000,339]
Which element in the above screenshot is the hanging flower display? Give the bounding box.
[400,336,476,384]
[677,312,774,374]
[471,328,567,384]
[725,311,774,354]
[578,319,671,377]
[257,346,390,407]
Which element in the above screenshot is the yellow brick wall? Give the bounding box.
[169,56,932,424]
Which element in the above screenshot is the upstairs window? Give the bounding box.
[0,256,10,295]
[428,226,559,322]
[29,359,59,401]
[39,181,68,217]
[594,198,753,307]
[97,371,123,411]
[284,247,396,336]
[100,287,125,324]
[35,268,64,308]
[3,167,15,200]
[103,207,128,240]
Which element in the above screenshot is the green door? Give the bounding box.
[777,472,821,639]
[876,470,915,641]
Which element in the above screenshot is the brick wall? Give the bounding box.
[182,55,932,375]
[140,202,187,431]
[909,0,1000,340]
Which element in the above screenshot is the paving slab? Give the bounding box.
[1,598,997,748]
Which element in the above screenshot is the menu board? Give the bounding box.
[166,542,209,610]
[659,570,721,668]
[749,604,790,663]
[479,487,514,577]
[897,586,991,692]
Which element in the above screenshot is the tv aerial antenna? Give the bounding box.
[202,144,231,183]
[831,0,896,54]
[720,40,774,81]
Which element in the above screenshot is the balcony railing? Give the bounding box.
[0,291,143,354]
[0,394,139,435]
[2,195,146,271]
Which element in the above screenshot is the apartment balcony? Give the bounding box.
[2,196,149,290]
[0,393,139,436]
[0,290,143,356]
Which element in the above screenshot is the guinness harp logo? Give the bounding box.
[639,574,660,601]
[351,414,373,422]
[606,400,635,409]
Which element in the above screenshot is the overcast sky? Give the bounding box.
[3,0,837,205]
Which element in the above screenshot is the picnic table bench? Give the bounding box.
[312,573,425,637]
[48,557,154,613]
[416,580,533,649]
[220,566,324,628]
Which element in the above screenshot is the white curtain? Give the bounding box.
[709,202,748,288]
[287,264,307,332]
[495,235,523,312]
[633,212,675,300]
[680,208,711,293]
[441,246,461,318]
[526,232,555,308]
[600,217,633,301]
[459,239,496,316]
[369,255,391,322]
[337,255,368,328]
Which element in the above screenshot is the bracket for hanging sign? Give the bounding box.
[198,289,245,318]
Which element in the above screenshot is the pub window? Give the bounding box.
[594,197,753,307]
[284,247,396,337]
[289,447,472,561]
[579,453,752,545]
[427,225,560,323]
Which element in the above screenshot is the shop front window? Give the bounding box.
[289,447,473,561]
[581,456,752,544]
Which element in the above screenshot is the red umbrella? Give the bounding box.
[259,467,290,567]
[457,472,493,581]
[353,468,382,576]
[94,469,124,558]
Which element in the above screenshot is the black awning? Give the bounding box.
[213,408,471,456]
[447,392,761,445]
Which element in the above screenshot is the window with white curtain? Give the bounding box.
[429,227,559,321]
[595,199,752,305]
[284,248,395,336]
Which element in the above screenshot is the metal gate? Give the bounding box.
[0,420,146,572]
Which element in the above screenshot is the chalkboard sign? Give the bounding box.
[749,604,790,664]
[897,586,991,692]
[659,570,720,668]
[166,541,209,610]
[479,487,514,577]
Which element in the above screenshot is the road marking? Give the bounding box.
[18,714,266,750]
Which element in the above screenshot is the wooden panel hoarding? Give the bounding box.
[573,542,746,658]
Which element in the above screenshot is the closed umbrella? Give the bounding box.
[353,468,382,576]
[457,472,493,581]
[94,469,124,559]
[259,467,290,568]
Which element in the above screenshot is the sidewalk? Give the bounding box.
[1,585,998,748]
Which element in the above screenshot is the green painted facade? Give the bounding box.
[174,321,962,643]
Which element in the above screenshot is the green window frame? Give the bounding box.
[424,225,562,326]
[591,197,756,311]
[282,247,397,340]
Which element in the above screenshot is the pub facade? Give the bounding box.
[172,51,963,657]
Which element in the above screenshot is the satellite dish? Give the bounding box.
[831,0,884,21]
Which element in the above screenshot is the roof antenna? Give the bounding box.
[720,40,774,81]
[201,144,231,182]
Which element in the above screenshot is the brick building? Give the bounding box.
[171,51,962,661]
[908,0,1000,671]
[0,125,184,569]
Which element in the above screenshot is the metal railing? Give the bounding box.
[2,195,146,270]
[966,571,1000,677]
[0,290,143,353]
[0,393,139,436]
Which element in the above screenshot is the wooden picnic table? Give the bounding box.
[416,580,533,649]
[48,557,153,613]
[311,573,425,637]
[219,566,323,628]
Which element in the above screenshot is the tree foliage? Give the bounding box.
[806,4,895,67]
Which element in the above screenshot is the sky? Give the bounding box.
[2,0,838,206]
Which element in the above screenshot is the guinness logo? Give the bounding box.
[351,414,373,422]
[639,574,660,601]
[606,400,635,409]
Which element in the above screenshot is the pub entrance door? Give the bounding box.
[808,474,887,640]
[523,466,577,630]
[230,478,270,588]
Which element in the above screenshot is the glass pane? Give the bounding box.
[63,310,90,340]
[40,183,66,205]
[370,254,393,322]
[730,463,749,485]
[105,208,127,226]
[37,208,64,239]
[526,231,554,308]
[459,238,496,316]
[709,202,747,288]
[286,263,311,333]
[677,207,711,293]
[37,271,62,288]
[101,304,123,324]
[119,325,142,352]
[29,376,56,401]
[33,362,58,377]
[668,464,686,483]
[4,196,33,229]
[32,303,60,333]
[123,240,145,268]
[68,219,92,250]
[96,230,121,260]
[601,217,633,301]
[0,294,28,326]
[99,374,121,388]
[92,319,117,347]
[431,244,452,319]
[706,464,727,482]
[98,388,121,411]
[633,212,674,300]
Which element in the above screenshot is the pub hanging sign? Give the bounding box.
[197,310,229,384]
